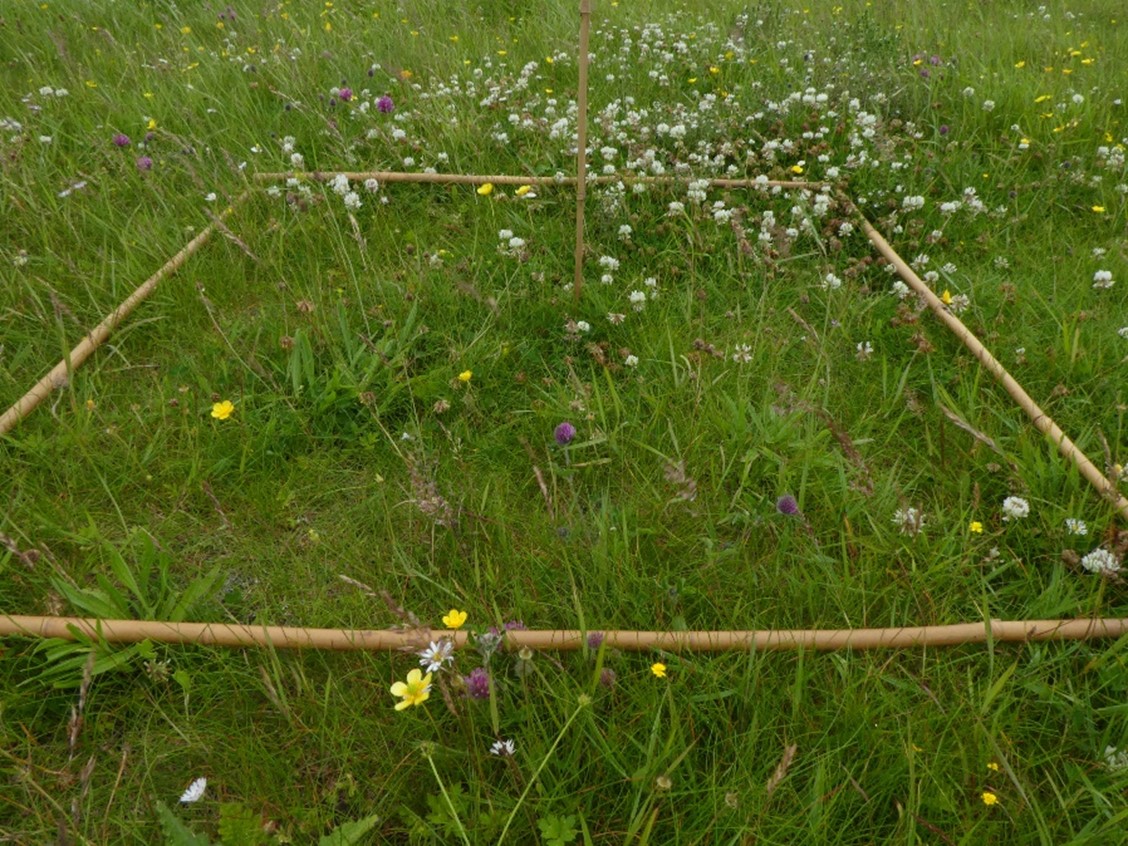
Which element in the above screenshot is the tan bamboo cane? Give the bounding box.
[861,217,1128,521]
[251,170,824,191]
[3,614,1127,652]
[0,193,249,437]
[573,0,592,304]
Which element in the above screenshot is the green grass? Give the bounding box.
[3,0,1128,842]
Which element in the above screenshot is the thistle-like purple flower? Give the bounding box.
[376,95,394,113]
[554,421,576,445]
[112,133,131,148]
[464,667,490,700]
[776,494,800,516]
[586,631,604,650]
[136,155,153,171]
[338,87,352,102]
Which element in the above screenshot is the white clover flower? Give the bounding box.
[290,152,304,168]
[498,229,513,241]
[1001,496,1030,521]
[1104,746,1128,771]
[731,344,753,364]
[331,173,350,196]
[607,312,625,325]
[624,354,639,367]
[204,192,217,203]
[1093,269,1114,290]
[618,224,633,241]
[821,272,842,291]
[902,195,925,211]
[856,341,873,360]
[507,236,525,250]
[893,507,925,536]
[599,255,620,271]
[365,177,382,192]
[982,100,996,111]
[343,191,362,211]
[962,86,976,98]
[891,280,911,299]
[628,290,647,311]
[1064,518,1088,535]
[1119,327,1128,339]
[1080,547,1121,576]
[575,320,591,333]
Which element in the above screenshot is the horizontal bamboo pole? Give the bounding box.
[0,194,249,437]
[861,218,1128,521]
[3,615,1127,653]
[252,169,825,191]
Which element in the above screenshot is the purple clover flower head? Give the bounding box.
[112,133,131,148]
[376,95,394,113]
[338,87,352,102]
[776,494,800,516]
[938,124,950,136]
[554,421,576,445]
[136,155,153,172]
[465,667,491,699]
[586,631,604,650]
[504,620,527,632]
[599,667,617,689]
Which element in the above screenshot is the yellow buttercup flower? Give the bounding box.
[1092,205,1106,213]
[458,370,472,383]
[651,662,667,678]
[790,164,804,175]
[981,791,998,806]
[210,400,235,420]
[477,183,494,196]
[442,608,468,629]
[969,521,984,534]
[941,289,953,305]
[390,668,432,710]
[515,184,532,196]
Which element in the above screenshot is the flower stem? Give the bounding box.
[422,747,472,846]
[496,696,589,846]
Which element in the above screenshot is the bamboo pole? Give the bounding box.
[0,194,249,437]
[573,0,592,304]
[251,170,824,191]
[861,217,1128,521]
[3,614,1127,653]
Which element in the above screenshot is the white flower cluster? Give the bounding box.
[1001,496,1030,521]
[1080,547,1120,576]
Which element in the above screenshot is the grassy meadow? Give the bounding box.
[2,0,1128,842]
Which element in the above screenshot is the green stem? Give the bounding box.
[423,748,473,846]
[496,695,590,846]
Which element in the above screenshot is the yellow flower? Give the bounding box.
[941,289,953,305]
[210,400,235,420]
[790,164,804,175]
[1014,60,1026,68]
[147,118,157,131]
[180,25,191,35]
[981,791,998,806]
[442,609,468,629]
[969,521,984,534]
[651,662,668,678]
[709,65,720,74]
[515,184,532,196]
[1034,94,1051,103]
[987,762,1000,772]
[390,668,433,710]
[477,183,493,196]
[687,77,697,84]
[1092,205,1106,213]
[458,370,472,383]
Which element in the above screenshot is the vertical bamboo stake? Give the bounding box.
[0,194,248,436]
[861,217,1128,521]
[572,0,592,305]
